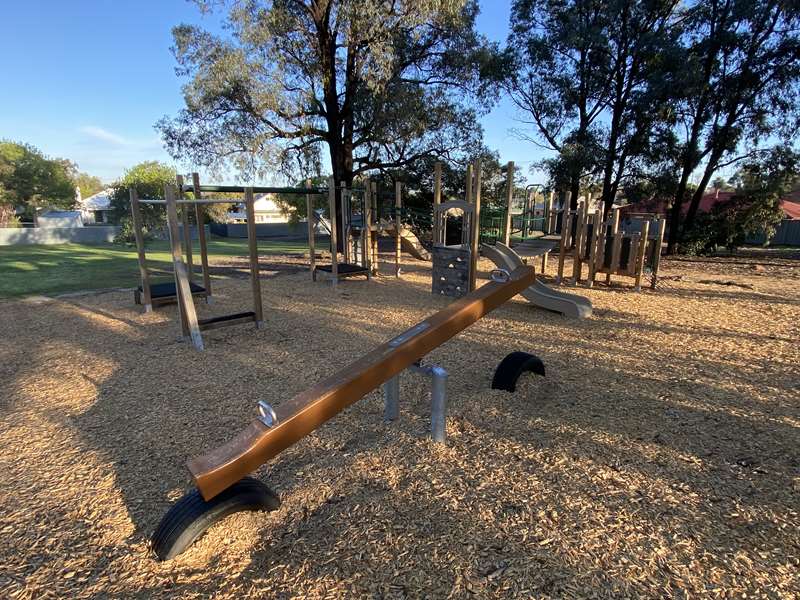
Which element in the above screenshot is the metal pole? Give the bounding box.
[408,362,448,443]
[429,366,448,443]
[383,375,400,421]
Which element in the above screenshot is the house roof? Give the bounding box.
[621,189,800,220]
[80,189,113,210]
[781,200,800,219]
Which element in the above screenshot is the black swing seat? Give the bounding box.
[135,281,207,307]
[314,262,370,280]
[198,311,257,332]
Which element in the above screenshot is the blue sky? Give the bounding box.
[0,1,549,184]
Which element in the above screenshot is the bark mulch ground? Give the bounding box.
[0,250,798,599]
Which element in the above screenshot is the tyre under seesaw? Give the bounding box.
[152,265,541,561]
[491,351,546,393]
[151,477,280,561]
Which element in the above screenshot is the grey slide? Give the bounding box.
[482,242,592,319]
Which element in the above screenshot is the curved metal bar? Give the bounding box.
[187,265,537,500]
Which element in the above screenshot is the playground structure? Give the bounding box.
[309,177,371,285]
[431,160,482,297]
[151,263,545,560]
[130,174,213,311]
[131,176,265,350]
[482,242,592,319]
[552,201,667,291]
[307,177,432,285]
[478,163,665,292]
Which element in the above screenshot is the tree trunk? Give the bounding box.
[327,140,354,254]
[569,175,580,210]
[666,118,708,254]
[682,147,724,236]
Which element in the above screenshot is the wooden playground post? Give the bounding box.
[587,210,604,288]
[572,200,587,283]
[363,179,372,279]
[465,163,473,205]
[177,175,194,283]
[395,181,402,278]
[129,188,152,312]
[165,185,203,349]
[434,162,442,206]
[503,161,515,247]
[305,179,315,280]
[469,159,482,292]
[634,220,650,291]
[556,199,572,284]
[327,177,338,288]
[651,217,666,289]
[340,181,350,265]
[371,181,379,272]
[192,172,212,298]
[544,191,554,235]
[433,162,442,249]
[607,208,621,285]
[244,187,264,327]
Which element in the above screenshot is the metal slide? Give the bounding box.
[482,242,592,319]
[381,220,431,260]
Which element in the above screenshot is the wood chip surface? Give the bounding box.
[0,248,798,598]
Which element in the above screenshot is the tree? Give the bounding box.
[666,0,800,253]
[109,161,176,242]
[593,0,682,217]
[503,0,683,216]
[158,0,490,246]
[681,145,799,254]
[0,141,76,224]
[110,161,233,242]
[73,172,105,200]
[502,0,610,209]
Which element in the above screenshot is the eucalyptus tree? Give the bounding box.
[594,0,682,217]
[503,0,683,216]
[503,0,611,209]
[158,0,491,242]
[665,0,800,252]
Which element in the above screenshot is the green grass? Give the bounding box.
[0,237,309,298]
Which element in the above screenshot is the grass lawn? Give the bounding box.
[0,237,309,298]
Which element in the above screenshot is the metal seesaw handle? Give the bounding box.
[257,401,278,428]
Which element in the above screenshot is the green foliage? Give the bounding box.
[0,141,76,224]
[158,0,491,185]
[681,146,799,254]
[665,0,800,250]
[73,172,105,199]
[503,0,683,213]
[109,161,176,243]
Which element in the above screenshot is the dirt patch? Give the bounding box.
[0,250,798,598]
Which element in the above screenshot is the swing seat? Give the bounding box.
[135,281,207,308]
[313,263,370,281]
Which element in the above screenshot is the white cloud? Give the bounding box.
[79,126,129,146]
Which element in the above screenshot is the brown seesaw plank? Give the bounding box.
[188,265,536,500]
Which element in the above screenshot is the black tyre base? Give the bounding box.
[151,477,280,561]
[491,351,546,393]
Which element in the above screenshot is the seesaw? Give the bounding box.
[152,265,546,560]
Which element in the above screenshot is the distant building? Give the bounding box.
[621,187,800,220]
[38,210,83,228]
[227,193,292,223]
[77,188,114,224]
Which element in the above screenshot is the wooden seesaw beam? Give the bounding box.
[188,265,536,500]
